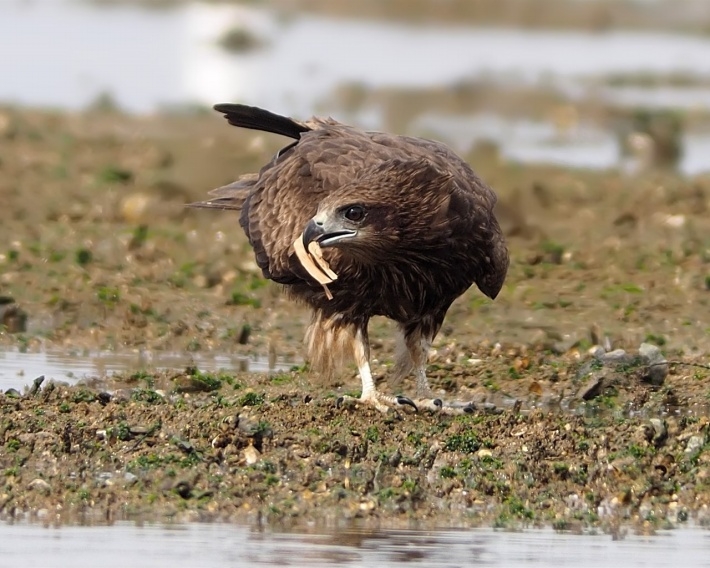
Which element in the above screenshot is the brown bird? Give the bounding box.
[191,104,508,413]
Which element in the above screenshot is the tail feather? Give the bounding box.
[187,174,257,211]
[191,104,308,210]
[213,103,310,139]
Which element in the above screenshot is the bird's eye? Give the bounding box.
[344,205,365,222]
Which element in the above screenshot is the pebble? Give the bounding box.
[576,371,605,401]
[119,193,152,223]
[648,418,668,446]
[577,342,668,387]
[243,444,261,465]
[638,343,668,386]
[0,303,28,334]
[685,435,704,456]
[600,349,632,365]
[28,478,51,494]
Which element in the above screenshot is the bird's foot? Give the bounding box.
[336,391,418,414]
[414,397,477,415]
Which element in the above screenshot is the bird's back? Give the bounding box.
[191,104,507,303]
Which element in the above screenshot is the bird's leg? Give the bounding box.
[399,324,474,415]
[337,327,417,414]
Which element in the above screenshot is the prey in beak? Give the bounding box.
[293,211,361,299]
[292,219,341,300]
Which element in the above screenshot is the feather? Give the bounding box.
[195,103,509,402]
[187,174,257,210]
[213,103,310,139]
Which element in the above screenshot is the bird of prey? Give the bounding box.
[191,104,509,414]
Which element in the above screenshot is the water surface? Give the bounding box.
[0,348,292,392]
[1,522,709,568]
[3,0,710,173]
[4,1,710,114]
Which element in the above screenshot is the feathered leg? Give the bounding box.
[337,327,417,414]
[305,311,415,414]
[396,323,474,415]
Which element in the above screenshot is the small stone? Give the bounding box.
[589,346,606,359]
[29,376,44,396]
[292,446,310,459]
[174,480,192,499]
[1,304,28,333]
[119,193,152,223]
[529,380,543,397]
[664,214,686,228]
[602,349,631,364]
[211,434,230,449]
[577,371,605,400]
[638,343,668,386]
[28,478,51,494]
[243,444,261,465]
[686,435,704,456]
[649,418,667,446]
[479,402,501,414]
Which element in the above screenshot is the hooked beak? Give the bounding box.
[302,218,356,248]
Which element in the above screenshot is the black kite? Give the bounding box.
[191,104,509,413]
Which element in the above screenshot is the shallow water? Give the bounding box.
[415,112,710,175]
[3,0,710,173]
[0,348,293,392]
[1,522,709,568]
[4,0,710,113]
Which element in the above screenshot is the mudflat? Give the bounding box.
[1,106,709,531]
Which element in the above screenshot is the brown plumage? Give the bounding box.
[191,103,509,413]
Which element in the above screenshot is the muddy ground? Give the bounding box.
[1,105,710,532]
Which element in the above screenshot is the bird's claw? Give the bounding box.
[336,392,417,414]
[415,397,477,415]
[395,395,418,412]
[334,392,475,415]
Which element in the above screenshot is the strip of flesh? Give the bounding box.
[292,237,337,300]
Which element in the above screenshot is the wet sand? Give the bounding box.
[1,106,710,531]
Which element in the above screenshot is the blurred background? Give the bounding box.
[3,0,710,173]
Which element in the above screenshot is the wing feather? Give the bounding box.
[199,105,507,294]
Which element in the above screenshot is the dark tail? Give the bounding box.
[213,103,310,139]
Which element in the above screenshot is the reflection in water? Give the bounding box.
[0,523,708,568]
[0,348,293,392]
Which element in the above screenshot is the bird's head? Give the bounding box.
[302,202,369,250]
[300,159,452,259]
